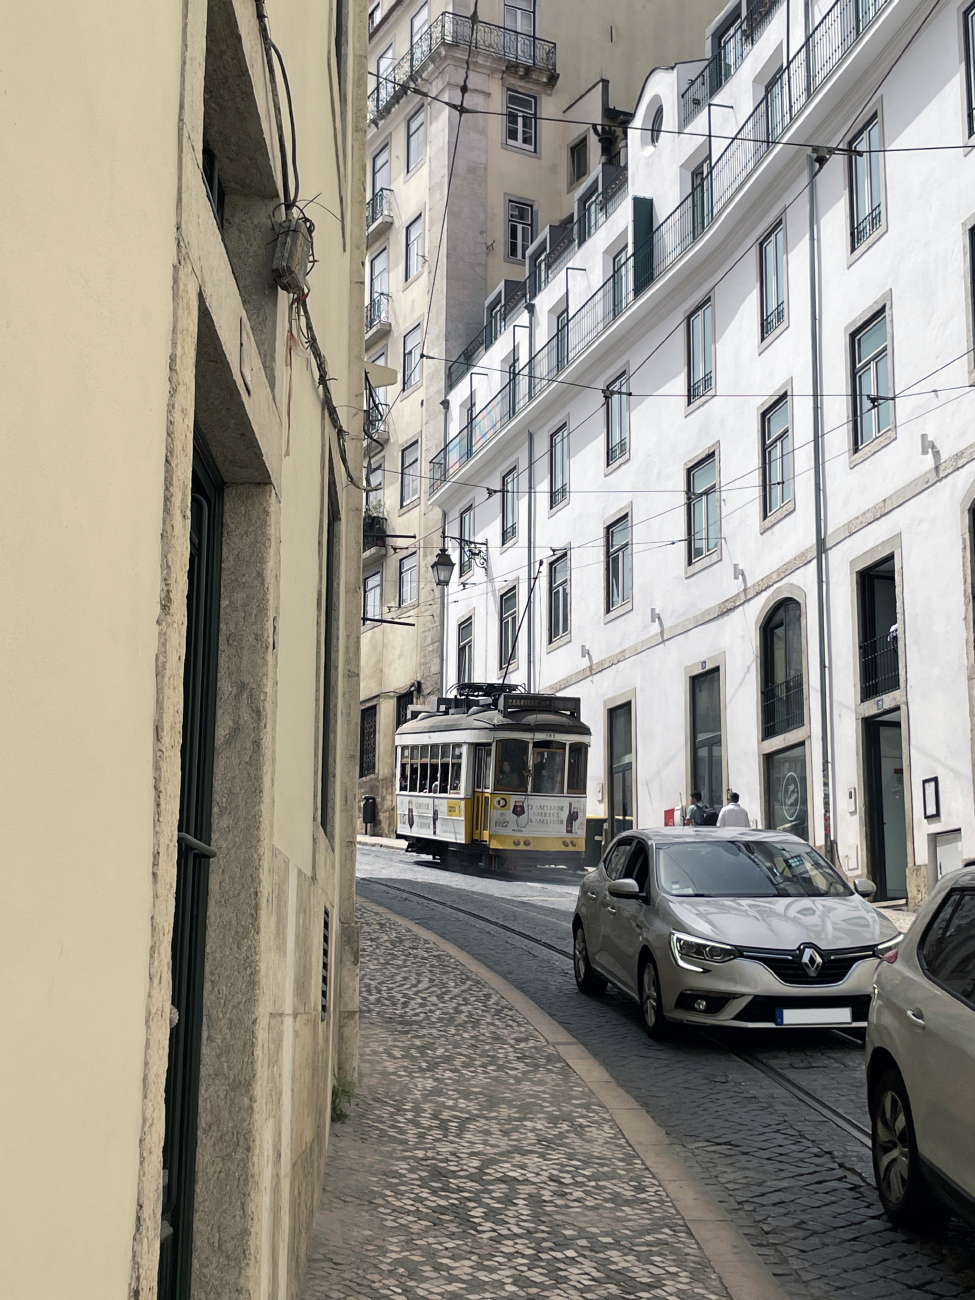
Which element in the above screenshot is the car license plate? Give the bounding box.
[776,1006,852,1026]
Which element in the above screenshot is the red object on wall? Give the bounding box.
[664,808,675,826]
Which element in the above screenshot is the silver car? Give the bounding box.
[866,864,975,1230]
[572,827,900,1036]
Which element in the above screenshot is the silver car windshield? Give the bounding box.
[656,840,852,899]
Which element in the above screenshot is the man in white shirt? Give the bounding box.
[717,792,751,827]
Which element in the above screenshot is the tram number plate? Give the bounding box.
[776,1006,852,1026]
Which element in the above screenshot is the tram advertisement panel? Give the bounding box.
[396,795,466,842]
[489,794,585,851]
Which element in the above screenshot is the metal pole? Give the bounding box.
[527,427,534,691]
[439,510,447,696]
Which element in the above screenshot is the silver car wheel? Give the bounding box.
[641,962,659,1029]
[573,929,587,982]
[875,1087,910,1205]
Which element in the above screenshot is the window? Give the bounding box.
[760,223,785,338]
[919,891,975,1008]
[687,300,713,402]
[402,325,422,389]
[581,189,599,242]
[507,199,534,260]
[549,552,569,642]
[457,616,474,683]
[410,2,430,52]
[858,556,899,700]
[569,137,588,185]
[612,247,628,318]
[532,742,566,794]
[359,705,377,776]
[567,743,587,794]
[691,159,711,236]
[506,89,537,151]
[550,425,568,507]
[608,702,633,837]
[495,737,529,790]
[766,68,785,142]
[966,4,975,137]
[501,467,518,544]
[405,215,424,280]
[201,143,226,228]
[459,504,474,577]
[762,600,804,739]
[395,689,414,728]
[852,309,891,449]
[376,44,394,108]
[763,397,792,516]
[400,440,420,506]
[650,105,664,145]
[555,308,568,372]
[363,569,382,622]
[606,514,631,611]
[499,587,518,670]
[371,143,390,195]
[688,455,718,562]
[504,0,535,35]
[369,2,382,33]
[850,117,882,249]
[606,372,628,465]
[398,552,418,605]
[691,669,722,809]
[406,110,426,171]
[369,246,388,301]
[365,457,384,511]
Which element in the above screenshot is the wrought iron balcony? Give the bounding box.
[363,513,387,552]
[762,300,786,338]
[860,633,899,700]
[366,188,393,230]
[762,674,805,739]
[852,201,883,248]
[681,0,785,127]
[689,371,713,403]
[365,292,391,334]
[369,13,557,122]
[364,399,390,442]
[431,0,891,492]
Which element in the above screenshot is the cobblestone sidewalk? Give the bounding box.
[301,904,731,1299]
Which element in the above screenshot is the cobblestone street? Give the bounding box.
[301,904,737,1299]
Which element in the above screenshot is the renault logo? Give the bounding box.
[799,945,824,977]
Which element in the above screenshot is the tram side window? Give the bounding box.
[399,747,409,790]
[450,744,463,792]
[567,743,588,795]
[409,745,420,792]
[436,744,450,793]
[532,742,566,794]
[495,739,530,791]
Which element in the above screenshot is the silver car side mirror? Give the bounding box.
[607,878,642,899]
[853,877,877,898]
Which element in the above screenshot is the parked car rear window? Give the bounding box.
[656,840,852,898]
[919,890,975,1008]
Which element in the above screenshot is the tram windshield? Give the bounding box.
[531,743,565,794]
[567,743,587,794]
[495,739,529,791]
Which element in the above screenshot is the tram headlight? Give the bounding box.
[670,931,738,971]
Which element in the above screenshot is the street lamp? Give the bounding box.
[431,547,455,588]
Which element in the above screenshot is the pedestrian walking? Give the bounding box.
[684,791,717,826]
[717,792,751,827]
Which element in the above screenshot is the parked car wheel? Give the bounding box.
[572,924,606,995]
[871,1069,949,1230]
[640,955,671,1040]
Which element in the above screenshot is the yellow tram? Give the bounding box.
[394,685,590,869]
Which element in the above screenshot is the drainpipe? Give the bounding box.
[527,427,534,691]
[807,152,834,860]
[440,509,447,697]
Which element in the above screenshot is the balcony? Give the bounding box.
[762,674,805,739]
[364,399,390,445]
[681,0,785,128]
[852,201,882,249]
[363,512,387,554]
[431,0,890,492]
[369,12,557,123]
[365,292,392,341]
[860,634,899,701]
[366,188,394,244]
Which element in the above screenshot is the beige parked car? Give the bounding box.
[866,865,975,1229]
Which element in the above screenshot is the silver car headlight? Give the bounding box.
[670,931,739,972]
[874,934,901,958]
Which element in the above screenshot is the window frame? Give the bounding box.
[398,552,418,607]
[605,512,632,615]
[762,394,793,520]
[362,568,382,623]
[918,889,975,1011]
[410,1,430,46]
[965,4,975,140]
[499,586,519,671]
[686,452,719,567]
[850,304,893,455]
[568,134,589,187]
[369,245,389,300]
[371,142,391,195]
[406,108,426,172]
[359,704,378,777]
[505,88,538,153]
[605,371,629,467]
[402,324,422,391]
[400,439,420,508]
[459,503,475,578]
[405,213,424,282]
[759,220,786,343]
[506,197,535,262]
[365,456,384,511]
[549,424,569,509]
[501,466,518,546]
[686,297,714,406]
[848,113,885,253]
[368,2,382,34]
[548,550,570,644]
[456,615,474,685]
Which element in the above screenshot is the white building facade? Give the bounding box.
[431,0,975,907]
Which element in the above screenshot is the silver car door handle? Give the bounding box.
[586,890,597,899]
[906,1007,926,1027]
[605,905,617,915]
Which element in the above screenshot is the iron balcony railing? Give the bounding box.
[762,674,805,739]
[364,400,390,439]
[681,0,785,128]
[852,201,883,248]
[430,0,890,491]
[762,300,786,338]
[369,13,557,121]
[447,168,628,391]
[860,633,899,700]
[366,188,393,228]
[365,292,391,332]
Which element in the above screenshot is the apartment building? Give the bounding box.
[433,0,975,908]
[359,0,728,834]
[0,1,365,1297]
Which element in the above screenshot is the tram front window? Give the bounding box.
[567,743,587,795]
[495,739,530,791]
[531,742,565,794]
[450,745,463,792]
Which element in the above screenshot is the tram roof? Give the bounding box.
[395,708,591,741]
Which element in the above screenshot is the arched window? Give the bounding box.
[761,600,803,739]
